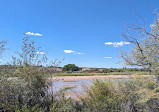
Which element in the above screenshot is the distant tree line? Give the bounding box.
[102,68,147,73]
[0,64,148,74]
[60,64,148,73]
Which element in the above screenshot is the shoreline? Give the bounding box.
[48,75,149,82]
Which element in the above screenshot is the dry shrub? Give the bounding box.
[78,76,159,112]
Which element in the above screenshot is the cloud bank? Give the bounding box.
[105,41,130,47]
[26,32,42,36]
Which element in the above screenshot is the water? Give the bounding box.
[48,80,92,94]
[48,78,130,98]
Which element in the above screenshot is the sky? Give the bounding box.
[0,0,159,68]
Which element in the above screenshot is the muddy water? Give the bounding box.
[48,79,130,100]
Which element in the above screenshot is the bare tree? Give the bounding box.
[11,34,47,66]
[0,40,7,58]
[121,11,159,75]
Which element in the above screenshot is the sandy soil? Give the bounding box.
[48,75,137,82]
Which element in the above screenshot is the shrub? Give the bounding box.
[77,76,159,112]
[0,35,73,111]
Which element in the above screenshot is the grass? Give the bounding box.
[52,71,149,76]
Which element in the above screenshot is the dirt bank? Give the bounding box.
[48,75,143,82]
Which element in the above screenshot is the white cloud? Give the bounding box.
[104,42,113,45]
[75,52,84,55]
[37,52,45,54]
[26,32,42,36]
[64,50,84,54]
[105,41,130,47]
[34,33,42,36]
[104,57,112,59]
[64,50,75,53]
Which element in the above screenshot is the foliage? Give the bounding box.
[121,10,159,75]
[0,35,72,111]
[102,68,124,73]
[77,76,159,112]
[62,64,81,72]
[52,71,149,76]
[0,40,7,58]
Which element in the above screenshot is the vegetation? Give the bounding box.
[0,40,6,59]
[77,77,159,112]
[52,71,149,76]
[102,68,147,73]
[0,36,74,111]
[121,11,159,75]
[62,64,81,72]
[0,11,159,112]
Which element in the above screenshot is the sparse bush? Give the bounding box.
[0,35,72,111]
[0,40,7,58]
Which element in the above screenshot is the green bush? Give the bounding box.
[76,76,159,112]
[0,36,74,111]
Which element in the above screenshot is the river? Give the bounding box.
[48,79,130,100]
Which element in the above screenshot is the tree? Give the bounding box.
[120,10,159,75]
[12,35,47,66]
[0,41,7,58]
[62,64,81,72]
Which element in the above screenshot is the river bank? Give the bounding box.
[48,75,151,82]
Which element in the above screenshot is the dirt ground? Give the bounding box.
[48,75,136,82]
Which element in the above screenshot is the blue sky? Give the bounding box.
[0,0,159,68]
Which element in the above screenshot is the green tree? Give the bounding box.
[62,64,81,72]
